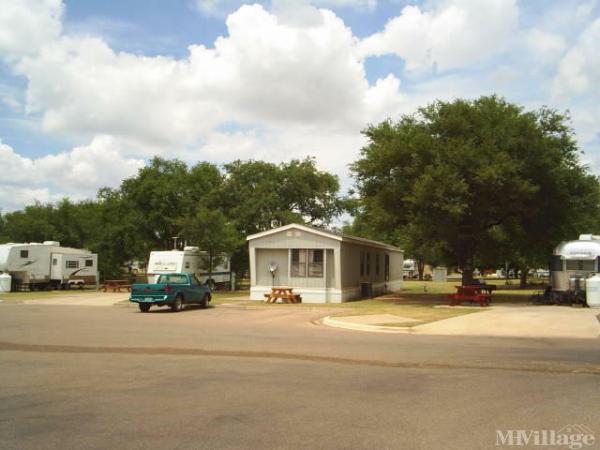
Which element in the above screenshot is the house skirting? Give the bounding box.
[250,280,403,304]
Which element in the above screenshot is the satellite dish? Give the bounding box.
[268,262,278,274]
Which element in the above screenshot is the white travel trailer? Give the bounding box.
[551,234,600,294]
[147,247,231,287]
[0,241,98,291]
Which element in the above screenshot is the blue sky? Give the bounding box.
[1,0,600,211]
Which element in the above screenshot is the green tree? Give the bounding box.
[179,208,241,285]
[1,203,58,243]
[220,158,341,273]
[351,95,600,285]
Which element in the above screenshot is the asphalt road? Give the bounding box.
[1,301,599,450]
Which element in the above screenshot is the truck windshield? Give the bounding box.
[157,274,188,284]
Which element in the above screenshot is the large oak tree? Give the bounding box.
[350,96,600,285]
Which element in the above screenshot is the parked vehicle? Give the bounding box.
[0,241,98,291]
[403,259,417,279]
[129,273,212,312]
[550,234,600,304]
[146,247,231,288]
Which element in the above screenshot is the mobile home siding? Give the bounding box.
[248,224,402,303]
[256,249,289,286]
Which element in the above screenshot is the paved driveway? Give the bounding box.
[415,305,600,338]
[18,292,128,307]
[0,302,599,450]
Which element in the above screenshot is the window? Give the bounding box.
[85,260,93,267]
[549,256,563,271]
[375,254,380,276]
[52,258,58,266]
[185,261,190,269]
[291,249,324,278]
[565,260,596,271]
[308,249,324,278]
[158,274,188,284]
[385,255,390,281]
[366,253,371,276]
[360,252,365,276]
[66,261,79,269]
[20,250,28,258]
[291,249,307,277]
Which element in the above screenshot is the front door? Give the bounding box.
[50,254,62,281]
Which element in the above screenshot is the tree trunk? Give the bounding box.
[417,258,425,281]
[520,267,528,289]
[461,267,475,286]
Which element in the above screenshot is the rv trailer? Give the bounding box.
[147,247,231,288]
[550,234,600,303]
[0,241,98,291]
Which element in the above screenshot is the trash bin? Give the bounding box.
[360,282,373,298]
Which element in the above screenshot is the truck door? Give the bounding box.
[50,254,63,281]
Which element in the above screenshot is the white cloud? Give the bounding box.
[524,29,567,64]
[359,0,519,74]
[2,0,600,213]
[0,136,144,211]
[0,0,63,62]
[14,4,399,147]
[194,0,376,18]
[553,18,600,97]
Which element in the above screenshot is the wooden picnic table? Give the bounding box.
[101,279,132,293]
[264,287,302,304]
[449,285,492,307]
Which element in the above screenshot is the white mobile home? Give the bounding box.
[147,247,231,287]
[247,223,404,303]
[0,241,98,290]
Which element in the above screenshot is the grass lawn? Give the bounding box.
[216,280,543,327]
[0,288,100,301]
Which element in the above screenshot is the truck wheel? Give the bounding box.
[139,303,151,313]
[201,293,210,309]
[171,295,184,312]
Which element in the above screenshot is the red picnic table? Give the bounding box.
[101,279,132,293]
[449,285,494,307]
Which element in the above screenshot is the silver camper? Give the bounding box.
[551,234,600,294]
[0,241,98,291]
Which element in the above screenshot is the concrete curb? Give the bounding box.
[321,316,415,334]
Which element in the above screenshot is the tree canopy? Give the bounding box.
[350,95,600,284]
[0,156,341,279]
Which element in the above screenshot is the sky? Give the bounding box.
[1,0,599,211]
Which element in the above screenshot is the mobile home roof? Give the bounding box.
[246,223,403,252]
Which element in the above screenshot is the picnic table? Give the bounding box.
[101,279,132,293]
[264,287,302,304]
[449,285,493,307]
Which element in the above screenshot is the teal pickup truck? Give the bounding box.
[129,273,212,312]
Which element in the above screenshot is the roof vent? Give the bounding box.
[578,234,600,241]
[43,241,60,246]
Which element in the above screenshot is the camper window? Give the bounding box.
[566,260,596,271]
[307,249,323,278]
[52,258,57,266]
[550,255,563,271]
[376,254,380,276]
[20,250,28,258]
[66,261,79,269]
[85,260,93,267]
[366,253,371,276]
